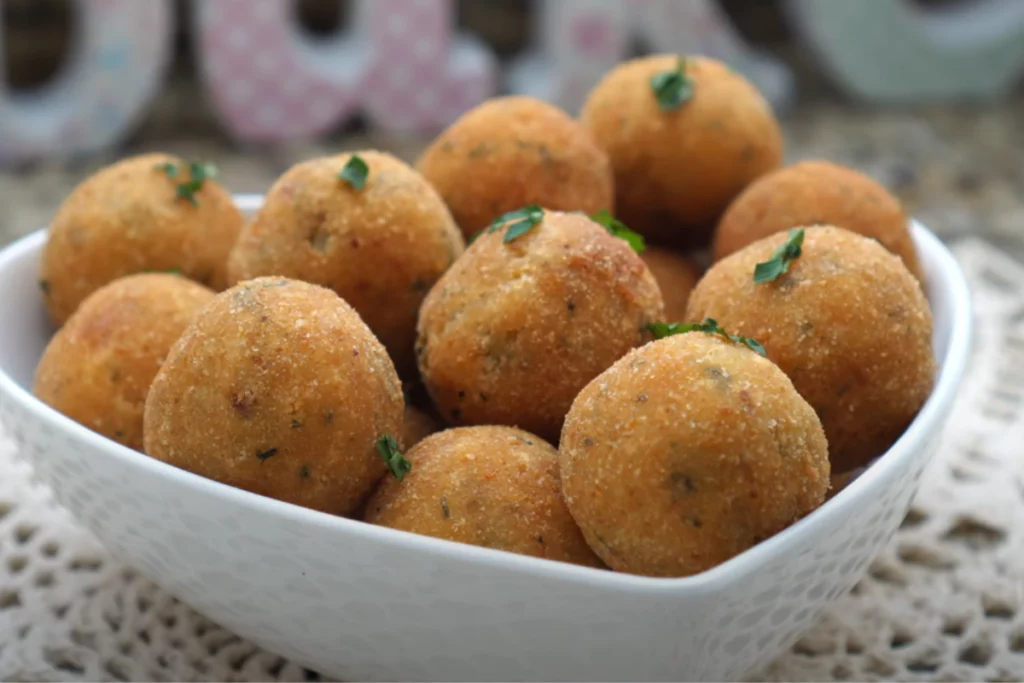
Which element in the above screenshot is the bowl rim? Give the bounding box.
[0,205,973,593]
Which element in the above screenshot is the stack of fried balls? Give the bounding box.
[34,55,934,578]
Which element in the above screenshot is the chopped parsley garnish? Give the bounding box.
[376,434,411,480]
[338,155,369,190]
[650,57,694,111]
[646,318,766,356]
[39,280,50,295]
[753,228,805,284]
[155,160,218,206]
[590,209,646,253]
[154,161,178,178]
[256,447,279,462]
[488,205,544,244]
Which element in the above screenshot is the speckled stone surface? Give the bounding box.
[2,81,1021,257]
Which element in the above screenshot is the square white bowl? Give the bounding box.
[0,196,972,682]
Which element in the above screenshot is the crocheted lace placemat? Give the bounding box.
[0,238,1021,683]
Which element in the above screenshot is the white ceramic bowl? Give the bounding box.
[0,195,971,682]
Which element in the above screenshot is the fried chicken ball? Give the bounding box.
[714,160,923,281]
[687,225,935,473]
[581,55,783,246]
[416,210,664,442]
[366,426,603,568]
[640,247,702,321]
[402,405,440,450]
[560,332,829,577]
[41,153,243,325]
[34,274,214,450]
[227,151,464,376]
[416,96,614,239]
[143,277,403,515]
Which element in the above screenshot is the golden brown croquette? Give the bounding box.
[560,332,829,577]
[687,225,935,473]
[143,277,404,516]
[714,160,923,281]
[581,55,783,246]
[366,426,603,568]
[416,96,614,240]
[34,274,214,450]
[227,151,464,377]
[416,210,664,442]
[41,153,243,325]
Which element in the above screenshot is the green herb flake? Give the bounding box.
[376,434,411,480]
[257,447,279,462]
[753,228,805,284]
[154,161,178,178]
[39,280,50,295]
[650,57,694,111]
[189,161,218,183]
[590,209,646,253]
[646,318,766,356]
[488,205,544,244]
[157,160,218,206]
[338,155,369,190]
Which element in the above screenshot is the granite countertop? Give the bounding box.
[2,83,1021,257]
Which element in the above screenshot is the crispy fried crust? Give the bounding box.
[34,274,215,450]
[417,96,614,240]
[714,160,923,282]
[227,150,464,377]
[416,210,664,442]
[143,277,404,516]
[581,55,783,246]
[688,225,935,472]
[560,333,829,577]
[366,425,604,568]
[41,153,243,324]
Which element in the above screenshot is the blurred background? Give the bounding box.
[0,0,1022,254]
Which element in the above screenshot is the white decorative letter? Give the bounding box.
[196,0,497,141]
[362,0,497,134]
[507,0,629,113]
[195,0,373,143]
[0,0,172,164]
[786,0,1024,102]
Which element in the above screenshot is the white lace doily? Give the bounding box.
[0,239,1021,683]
